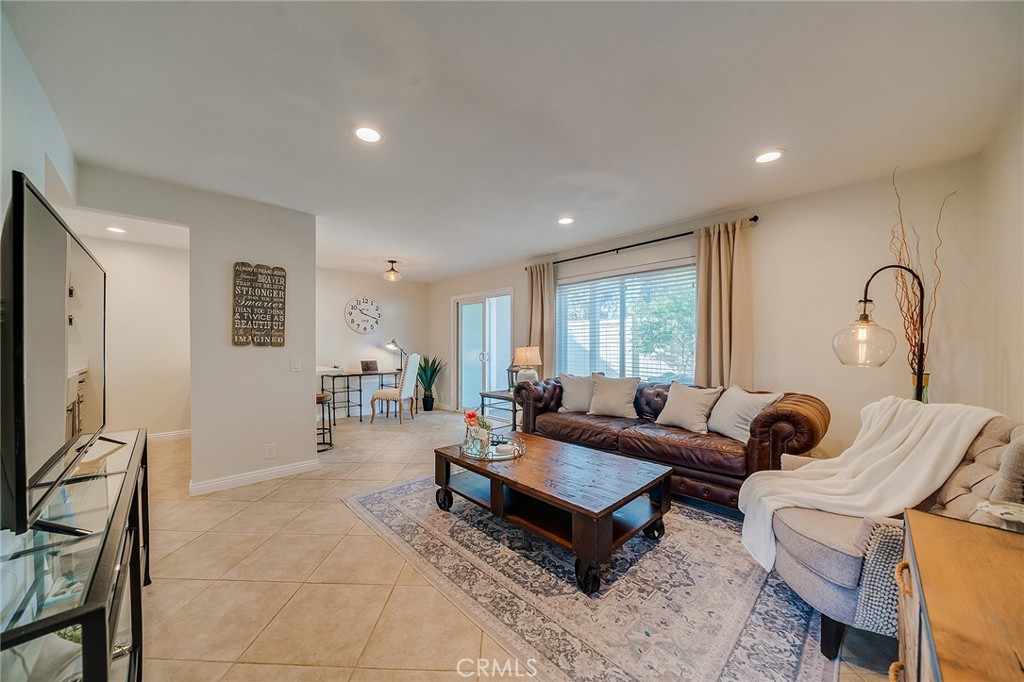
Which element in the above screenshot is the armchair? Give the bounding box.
[772,417,1024,658]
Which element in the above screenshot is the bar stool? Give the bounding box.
[316,392,333,452]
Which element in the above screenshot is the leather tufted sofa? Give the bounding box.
[513,379,830,508]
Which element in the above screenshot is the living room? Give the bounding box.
[1,2,1021,681]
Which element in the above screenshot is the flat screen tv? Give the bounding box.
[1,171,106,534]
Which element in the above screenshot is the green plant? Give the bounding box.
[417,356,447,397]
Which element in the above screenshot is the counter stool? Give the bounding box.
[316,392,333,452]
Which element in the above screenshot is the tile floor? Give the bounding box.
[143,409,891,681]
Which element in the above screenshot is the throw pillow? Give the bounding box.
[588,375,640,419]
[655,383,724,433]
[707,385,783,443]
[558,373,599,413]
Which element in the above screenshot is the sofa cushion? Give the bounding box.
[708,386,782,443]
[772,507,864,590]
[655,383,723,433]
[775,544,858,624]
[535,412,642,451]
[619,425,747,477]
[588,375,640,418]
[558,373,600,413]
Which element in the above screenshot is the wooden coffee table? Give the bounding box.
[434,433,672,594]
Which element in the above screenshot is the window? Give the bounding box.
[555,265,697,382]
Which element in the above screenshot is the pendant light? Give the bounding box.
[383,260,401,282]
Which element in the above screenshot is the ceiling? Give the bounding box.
[60,206,190,251]
[5,2,1021,282]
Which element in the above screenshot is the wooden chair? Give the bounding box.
[371,353,420,425]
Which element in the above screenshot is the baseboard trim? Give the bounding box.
[148,429,191,442]
[189,458,321,496]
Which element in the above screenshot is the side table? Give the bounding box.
[479,389,517,431]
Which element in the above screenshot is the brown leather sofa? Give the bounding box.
[514,379,830,508]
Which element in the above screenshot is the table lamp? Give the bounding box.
[512,346,542,383]
[385,338,406,371]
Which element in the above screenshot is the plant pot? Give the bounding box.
[422,395,435,411]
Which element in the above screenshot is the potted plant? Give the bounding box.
[417,355,447,411]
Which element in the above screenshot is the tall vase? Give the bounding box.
[913,372,930,404]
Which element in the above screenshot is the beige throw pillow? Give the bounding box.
[655,383,724,433]
[707,385,783,443]
[558,373,598,413]
[588,375,640,419]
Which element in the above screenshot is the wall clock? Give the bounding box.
[345,296,382,334]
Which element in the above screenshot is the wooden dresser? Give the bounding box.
[894,509,1024,681]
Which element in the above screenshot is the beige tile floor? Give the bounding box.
[144,411,509,681]
[143,409,890,682]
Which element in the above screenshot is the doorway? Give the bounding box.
[456,292,512,411]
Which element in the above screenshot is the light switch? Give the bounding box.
[290,358,302,372]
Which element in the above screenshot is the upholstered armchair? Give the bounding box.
[772,416,1024,658]
[371,353,420,424]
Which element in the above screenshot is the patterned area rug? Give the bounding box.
[346,476,833,682]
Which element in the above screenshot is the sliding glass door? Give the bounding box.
[457,293,512,411]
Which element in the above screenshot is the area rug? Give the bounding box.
[346,476,833,682]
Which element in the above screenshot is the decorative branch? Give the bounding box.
[887,168,955,375]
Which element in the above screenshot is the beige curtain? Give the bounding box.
[695,219,753,389]
[526,262,555,377]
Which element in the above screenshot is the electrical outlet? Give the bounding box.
[290,358,302,372]
[264,442,276,459]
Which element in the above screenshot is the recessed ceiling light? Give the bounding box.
[754,150,784,164]
[558,217,575,225]
[354,126,383,143]
[106,226,126,233]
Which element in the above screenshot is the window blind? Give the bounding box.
[555,265,697,383]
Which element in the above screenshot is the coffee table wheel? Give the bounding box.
[435,488,454,511]
[574,558,601,595]
[643,518,666,540]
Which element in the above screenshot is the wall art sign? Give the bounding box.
[233,261,286,346]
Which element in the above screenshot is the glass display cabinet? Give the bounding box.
[1,429,150,682]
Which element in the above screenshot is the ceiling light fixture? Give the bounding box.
[106,226,126,233]
[354,126,383,143]
[383,259,401,282]
[754,150,784,164]
[558,217,574,225]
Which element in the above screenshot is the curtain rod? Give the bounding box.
[534,214,759,268]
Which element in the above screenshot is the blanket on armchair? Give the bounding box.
[738,396,999,570]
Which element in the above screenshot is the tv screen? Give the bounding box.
[2,171,106,533]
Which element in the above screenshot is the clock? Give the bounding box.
[345,296,382,334]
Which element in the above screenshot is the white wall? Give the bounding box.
[429,156,999,454]
[80,237,190,436]
[316,268,429,412]
[750,158,984,453]
[76,164,317,490]
[1,14,76,206]
[980,91,1024,420]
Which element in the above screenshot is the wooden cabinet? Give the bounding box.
[894,509,1024,682]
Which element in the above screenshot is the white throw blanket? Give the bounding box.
[738,396,999,570]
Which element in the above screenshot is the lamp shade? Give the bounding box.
[383,260,401,282]
[832,303,897,367]
[385,338,400,351]
[512,346,542,367]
